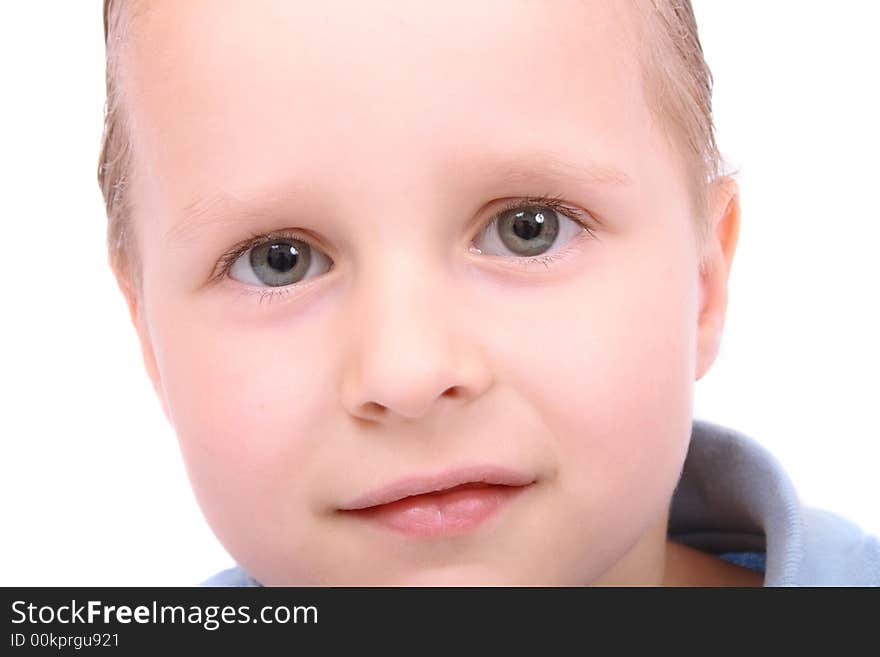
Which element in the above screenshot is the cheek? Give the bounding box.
[498,228,699,550]
[146,299,333,563]
[573,262,695,494]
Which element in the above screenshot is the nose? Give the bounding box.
[340,250,493,424]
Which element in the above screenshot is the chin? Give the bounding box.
[349,564,540,587]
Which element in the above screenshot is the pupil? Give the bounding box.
[513,210,544,240]
[267,243,297,272]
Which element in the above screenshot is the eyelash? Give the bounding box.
[214,192,599,305]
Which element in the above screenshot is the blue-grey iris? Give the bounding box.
[249,240,312,287]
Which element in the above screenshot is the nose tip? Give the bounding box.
[341,316,493,424]
[355,383,467,421]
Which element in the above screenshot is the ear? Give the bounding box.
[113,266,173,425]
[695,176,741,381]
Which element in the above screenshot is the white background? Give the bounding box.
[1,2,877,585]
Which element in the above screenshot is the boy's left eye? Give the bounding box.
[219,195,598,290]
[473,199,596,261]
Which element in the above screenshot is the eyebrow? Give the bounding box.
[163,151,631,246]
[163,185,308,248]
[476,151,631,189]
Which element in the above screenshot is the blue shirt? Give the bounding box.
[202,419,880,586]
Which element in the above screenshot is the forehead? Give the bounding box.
[120,0,660,232]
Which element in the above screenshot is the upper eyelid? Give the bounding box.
[212,195,596,282]
[493,195,598,231]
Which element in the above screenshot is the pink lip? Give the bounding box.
[339,465,535,510]
[338,465,535,538]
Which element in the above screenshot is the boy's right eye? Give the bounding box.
[227,235,333,288]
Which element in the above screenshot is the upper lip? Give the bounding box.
[338,464,535,511]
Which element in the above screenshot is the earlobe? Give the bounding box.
[694,177,741,381]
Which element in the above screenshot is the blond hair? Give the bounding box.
[638,0,722,260]
[99,0,141,298]
[98,0,722,297]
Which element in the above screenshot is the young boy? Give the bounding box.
[98,0,879,586]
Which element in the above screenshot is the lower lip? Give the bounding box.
[343,483,530,538]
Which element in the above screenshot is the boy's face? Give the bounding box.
[121,0,735,584]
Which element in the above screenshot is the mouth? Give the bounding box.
[337,465,535,538]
